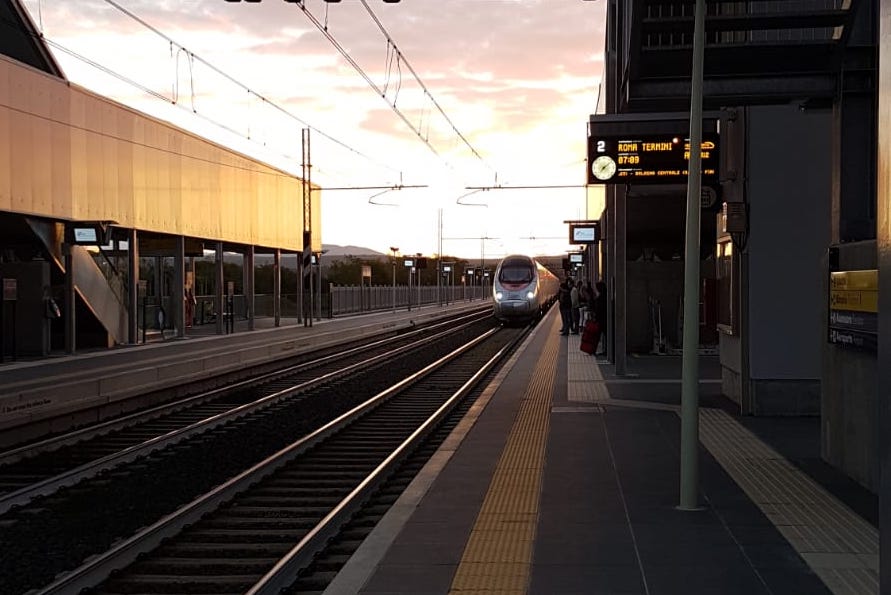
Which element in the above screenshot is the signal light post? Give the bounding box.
[390,247,399,314]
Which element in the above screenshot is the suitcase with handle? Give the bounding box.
[580,319,600,354]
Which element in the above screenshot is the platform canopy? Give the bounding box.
[616,0,869,111]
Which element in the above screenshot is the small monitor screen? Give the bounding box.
[570,225,598,243]
[570,253,583,263]
[73,227,98,243]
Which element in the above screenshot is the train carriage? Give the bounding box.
[492,254,559,325]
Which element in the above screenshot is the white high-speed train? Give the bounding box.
[492,254,560,325]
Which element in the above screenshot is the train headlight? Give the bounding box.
[495,291,504,301]
[526,291,535,300]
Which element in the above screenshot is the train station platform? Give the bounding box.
[329,309,880,595]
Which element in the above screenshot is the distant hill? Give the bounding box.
[248,245,383,266]
[321,244,385,257]
[243,246,565,270]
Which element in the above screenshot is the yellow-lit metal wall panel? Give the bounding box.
[312,191,322,252]
[50,79,72,219]
[0,63,11,214]
[0,55,310,252]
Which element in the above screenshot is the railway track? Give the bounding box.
[0,315,525,595]
[0,310,490,515]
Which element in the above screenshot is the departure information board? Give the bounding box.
[587,133,719,185]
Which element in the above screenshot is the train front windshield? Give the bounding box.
[499,260,534,284]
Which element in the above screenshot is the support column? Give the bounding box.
[274,249,281,327]
[215,242,224,335]
[154,256,163,331]
[833,94,877,243]
[64,243,75,354]
[876,0,891,587]
[615,183,627,376]
[245,246,255,331]
[128,229,139,344]
[602,197,612,362]
[174,236,185,338]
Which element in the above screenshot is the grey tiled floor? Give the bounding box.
[563,332,877,594]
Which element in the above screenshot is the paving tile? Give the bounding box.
[636,543,751,568]
[724,523,797,545]
[644,563,771,595]
[530,563,646,595]
[390,521,472,548]
[533,536,640,566]
[741,543,812,570]
[757,567,833,595]
[361,563,456,594]
[631,521,736,546]
[537,503,629,524]
[380,542,465,565]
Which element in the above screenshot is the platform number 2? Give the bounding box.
[596,140,606,153]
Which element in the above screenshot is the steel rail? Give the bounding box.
[35,326,502,595]
[249,328,516,594]
[0,312,490,516]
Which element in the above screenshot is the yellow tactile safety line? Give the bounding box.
[448,323,559,594]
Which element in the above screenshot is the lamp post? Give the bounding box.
[390,246,399,314]
[315,249,327,321]
[480,237,485,300]
[416,252,422,309]
[679,0,707,512]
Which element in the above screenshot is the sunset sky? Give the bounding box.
[21,0,607,259]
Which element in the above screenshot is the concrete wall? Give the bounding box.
[0,261,50,357]
[746,104,831,414]
[627,260,683,352]
[822,241,878,491]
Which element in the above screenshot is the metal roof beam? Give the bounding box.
[642,10,849,34]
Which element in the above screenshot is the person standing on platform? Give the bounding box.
[558,278,573,335]
[579,281,593,327]
[569,280,581,334]
[184,287,196,329]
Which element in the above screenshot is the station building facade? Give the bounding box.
[596,0,879,495]
[0,0,320,357]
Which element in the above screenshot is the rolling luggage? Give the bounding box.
[580,319,600,354]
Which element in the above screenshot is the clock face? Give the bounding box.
[591,155,617,181]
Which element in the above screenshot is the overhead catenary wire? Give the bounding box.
[465,184,589,190]
[101,0,401,176]
[358,0,493,171]
[291,0,496,181]
[293,2,443,160]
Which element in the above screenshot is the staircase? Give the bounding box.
[27,218,128,345]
